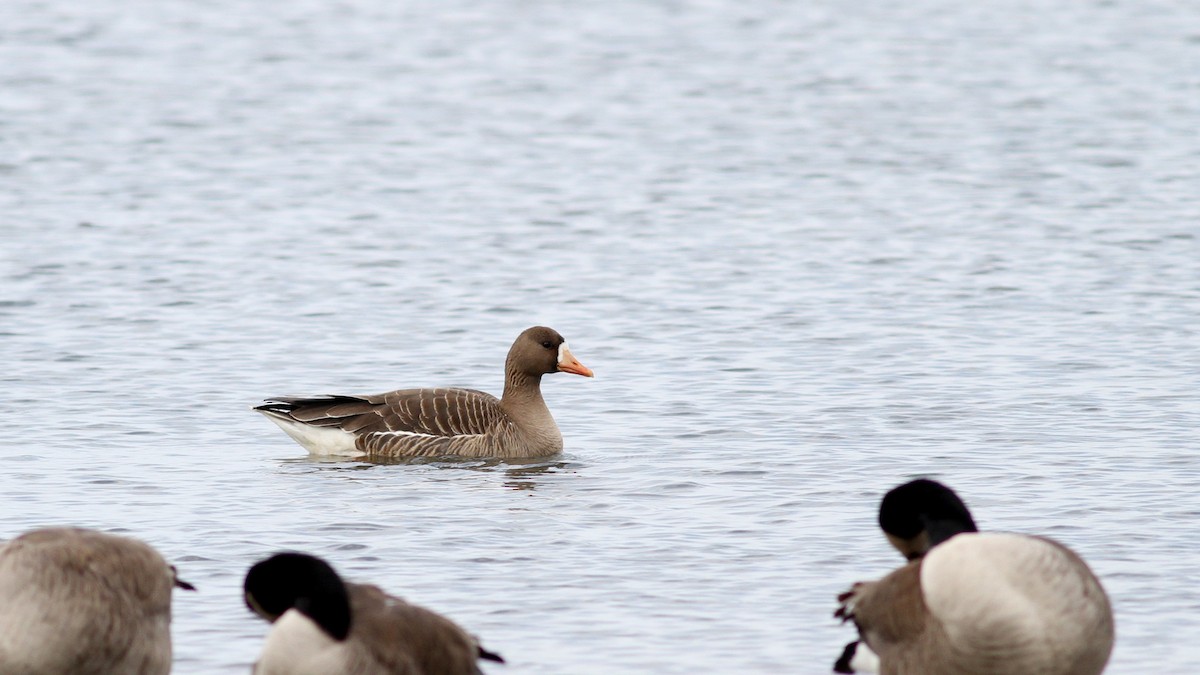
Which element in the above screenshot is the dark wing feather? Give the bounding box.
[256,388,506,438]
[478,645,506,663]
[376,388,505,437]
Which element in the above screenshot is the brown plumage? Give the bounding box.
[345,583,498,674]
[245,552,503,675]
[0,527,194,675]
[837,563,930,658]
[255,326,593,459]
[834,480,1114,675]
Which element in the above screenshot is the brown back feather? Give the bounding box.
[258,389,506,438]
[347,583,489,675]
[849,561,951,674]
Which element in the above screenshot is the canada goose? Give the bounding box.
[244,552,504,675]
[255,326,593,459]
[834,479,1114,675]
[0,527,195,675]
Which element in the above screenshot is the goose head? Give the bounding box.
[244,552,353,641]
[508,326,593,379]
[878,478,978,561]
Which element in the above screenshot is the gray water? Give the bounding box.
[2,0,1198,672]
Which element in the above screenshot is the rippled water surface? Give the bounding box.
[2,1,1198,672]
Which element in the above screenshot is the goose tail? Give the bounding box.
[833,640,879,673]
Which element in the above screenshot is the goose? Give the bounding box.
[0,527,195,675]
[244,552,504,675]
[255,326,593,459]
[834,479,1114,675]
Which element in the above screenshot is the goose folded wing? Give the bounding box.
[349,584,491,675]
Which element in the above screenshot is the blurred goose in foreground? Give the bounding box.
[0,527,195,675]
[255,326,593,459]
[834,479,1114,675]
[245,552,503,675]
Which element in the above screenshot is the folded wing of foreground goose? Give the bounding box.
[834,479,1114,675]
[244,552,504,675]
[255,326,593,459]
[0,527,195,675]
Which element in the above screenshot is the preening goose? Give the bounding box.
[834,479,1114,675]
[255,326,593,459]
[244,552,504,675]
[0,527,195,675]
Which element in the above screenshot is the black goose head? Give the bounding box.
[244,552,353,641]
[878,479,978,561]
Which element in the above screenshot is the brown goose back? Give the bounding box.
[347,583,491,675]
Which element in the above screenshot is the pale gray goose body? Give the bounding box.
[245,552,504,675]
[0,527,194,675]
[834,479,1114,675]
[255,326,592,459]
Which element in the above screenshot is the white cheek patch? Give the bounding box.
[558,342,569,363]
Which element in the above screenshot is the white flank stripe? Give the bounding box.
[374,429,484,439]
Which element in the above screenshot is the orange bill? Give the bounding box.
[557,346,594,377]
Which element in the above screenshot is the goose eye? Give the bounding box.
[541,340,554,349]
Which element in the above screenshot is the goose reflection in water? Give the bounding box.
[278,454,578,491]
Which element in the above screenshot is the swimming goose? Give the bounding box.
[255,326,593,459]
[0,527,195,675]
[244,552,504,675]
[834,479,1114,675]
